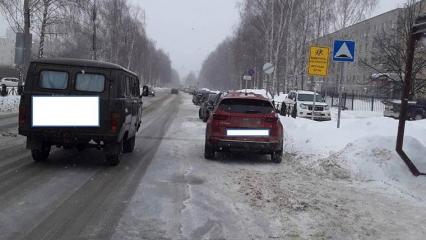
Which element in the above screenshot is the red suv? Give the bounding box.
[205,92,283,163]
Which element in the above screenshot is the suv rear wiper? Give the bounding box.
[245,110,261,114]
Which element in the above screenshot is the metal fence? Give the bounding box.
[324,93,386,112]
[0,86,19,96]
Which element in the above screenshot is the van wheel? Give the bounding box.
[271,150,282,163]
[31,145,51,162]
[415,114,423,120]
[123,136,135,153]
[105,141,122,166]
[204,144,215,160]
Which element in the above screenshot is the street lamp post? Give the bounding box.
[396,15,426,177]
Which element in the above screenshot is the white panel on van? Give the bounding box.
[32,96,100,127]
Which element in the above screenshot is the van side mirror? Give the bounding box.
[142,86,149,97]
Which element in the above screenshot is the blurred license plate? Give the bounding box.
[226,129,269,137]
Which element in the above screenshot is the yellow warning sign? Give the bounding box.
[308,46,330,77]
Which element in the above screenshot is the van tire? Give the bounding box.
[123,136,135,153]
[199,108,203,119]
[31,145,51,162]
[105,141,122,166]
[271,150,282,163]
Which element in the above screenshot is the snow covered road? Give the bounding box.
[112,94,426,240]
[0,91,425,240]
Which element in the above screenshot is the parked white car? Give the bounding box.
[0,77,20,87]
[285,90,331,121]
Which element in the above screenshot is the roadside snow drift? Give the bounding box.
[281,113,426,199]
[0,96,20,113]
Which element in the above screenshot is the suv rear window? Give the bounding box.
[39,71,68,89]
[75,73,105,92]
[219,99,273,114]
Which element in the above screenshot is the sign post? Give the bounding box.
[263,63,274,98]
[307,46,330,120]
[332,40,356,128]
[243,75,252,94]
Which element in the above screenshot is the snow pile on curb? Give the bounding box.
[280,113,426,198]
[0,96,20,113]
[236,89,287,103]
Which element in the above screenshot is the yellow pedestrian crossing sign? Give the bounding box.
[308,46,330,77]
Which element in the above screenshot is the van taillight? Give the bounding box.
[213,113,228,121]
[111,112,120,133]
[19,105,26,127]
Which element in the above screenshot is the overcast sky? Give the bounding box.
[0,0,407,78]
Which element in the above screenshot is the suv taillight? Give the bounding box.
[19,105,26,127]
[265,116,279,122]
[111,112,120,133]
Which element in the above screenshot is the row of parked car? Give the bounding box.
[383,99,426,120]
[191,89,284,163]
[193,91,223,122]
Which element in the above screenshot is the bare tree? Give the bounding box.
[0,0,40,82]
[332,0,378,30]
[33,0,67,58]
[361,0,426,98]
[199,0,379,92]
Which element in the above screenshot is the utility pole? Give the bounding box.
[22,0,31,84]
[395,14,426,176]
[92,0,97,60]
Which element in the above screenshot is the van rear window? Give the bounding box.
[39,71,68,89]
[76,73,105,92]
[219,99,273,114]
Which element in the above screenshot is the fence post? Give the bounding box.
[331,95,334,107]
[1,84,7,96]
[343,93,347,110]
[371,96,374,112]
[351,92,355,111]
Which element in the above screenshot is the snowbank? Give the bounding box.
[0,95,20,113]
[281,112,426,199]
[236,89,287,103]
[199,88,221,94]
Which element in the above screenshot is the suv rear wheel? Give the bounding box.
[31,144,51,162]
[123,136,136,153]
[204,143,215,160]
[202,112,209,122]
[271,150,282,163]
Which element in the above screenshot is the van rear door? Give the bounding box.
[30,64,111,134]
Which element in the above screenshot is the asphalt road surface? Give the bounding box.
[0,91,180,240]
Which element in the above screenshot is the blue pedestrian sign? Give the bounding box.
[333,40,355,62]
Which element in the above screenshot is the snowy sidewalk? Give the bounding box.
[0,96,20,114]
